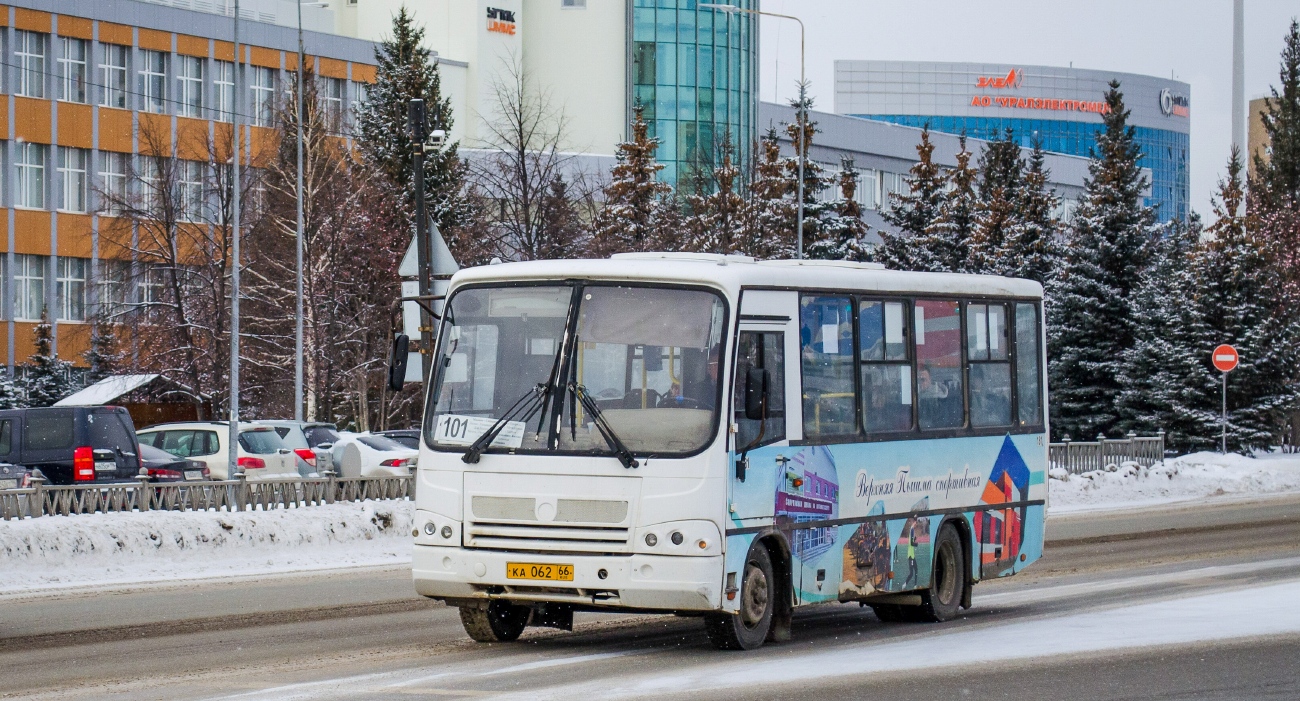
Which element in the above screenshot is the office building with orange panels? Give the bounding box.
[1,0,376,374]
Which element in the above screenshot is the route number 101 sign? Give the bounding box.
[434,414,526,449]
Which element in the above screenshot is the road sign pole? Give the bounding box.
[1211,344,1239,455]
[1221,371,1227,455]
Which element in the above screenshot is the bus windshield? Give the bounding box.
[428,283,728,457]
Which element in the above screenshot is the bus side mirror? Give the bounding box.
[744,367,769,421]
[388,334,410,392]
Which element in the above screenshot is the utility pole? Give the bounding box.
[1232,0,1245,154]
[409,99,434,382]
[228,0,242,476]
[294,0,306,421]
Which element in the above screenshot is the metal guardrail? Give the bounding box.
[0,471,413,521]
[1049,431,1166,475]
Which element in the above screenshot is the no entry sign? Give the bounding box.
[1212,344,1239,373]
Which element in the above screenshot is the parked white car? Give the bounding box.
[137,422,300,480]
[256,420,341,477]
[329,433,417,478]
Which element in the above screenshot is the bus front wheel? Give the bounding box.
[459,600,530,642]
[705,544,775,650]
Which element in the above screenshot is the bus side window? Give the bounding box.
[968,302,1012,427]
[915,299,964,430]
[733,331,785,449]
[859,299,913,433]
[1015,303,1043,426]
[800,295,856,438]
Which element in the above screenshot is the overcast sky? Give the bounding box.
[757,0,1298,219]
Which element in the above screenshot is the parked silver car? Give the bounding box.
[256,421,341,476]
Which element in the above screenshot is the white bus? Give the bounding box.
[404,253,1048,650]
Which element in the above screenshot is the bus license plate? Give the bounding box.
[506,563,573,582]
[94,461,116,472]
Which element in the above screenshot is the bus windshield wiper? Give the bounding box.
[568,382,639,469]
[461,383,551,464]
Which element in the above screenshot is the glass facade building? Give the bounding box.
[630,0,760,186]
[835,62,1191,222]
[860,115,1188,223]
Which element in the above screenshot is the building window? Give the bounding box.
[99,44,128,109]
[96,259,130,317]
[15,31,46,98]
[98,151,128,214]
[352,81,369,108]
[15,142,47,210]
[321,77,344,125]
[140,158,162,215]
[177,55,204,118]
[58,148,89,213]
[14,254,46,321]
[179,161,204,222]
[250,66,275,126]
[141,265,165,305]
[857,169,880,211]
[57,257,87,322]
[57,37,88,103]
[139,50,167,114]
[214,60,234,121]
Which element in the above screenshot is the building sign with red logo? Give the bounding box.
[486,7,516,35]
[976,68,1022,89]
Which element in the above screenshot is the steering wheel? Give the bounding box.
[657,395,703,409]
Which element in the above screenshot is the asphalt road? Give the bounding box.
[3,493,1300,701]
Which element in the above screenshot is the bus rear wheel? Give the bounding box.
[705,544,774,650]
[917,524,964,622]
[459,600,531,642]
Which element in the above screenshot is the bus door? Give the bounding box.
[728,291,801,530]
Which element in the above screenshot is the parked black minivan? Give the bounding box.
[0,406,142,485]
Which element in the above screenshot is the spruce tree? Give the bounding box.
[354,8,477,253]
[807,156,870,261]
[0,371,21,410]
[1001,140,1061,284]
[1254,19,1300,210]
[743,128,797,259]
[684,137,747,254]
[1047,81,1158,439]
[916,135,978,272]
[83,321,121,385]
[969,129,1024,274]
[874,128,947,270]
[1117,215,1202,441]
[24,312,76,407]
[1183,150,1300,451]
[589,103,675,256]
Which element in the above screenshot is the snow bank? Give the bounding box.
[1049,451,1300,513]
[0,501,412,592]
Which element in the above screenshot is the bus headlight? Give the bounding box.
[424,522,436,536]
[635,521,721,556]
[441,525,453,539]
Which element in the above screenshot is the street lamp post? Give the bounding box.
[228,0,242,476]
[294,1,328,422]
[700,3,805,259]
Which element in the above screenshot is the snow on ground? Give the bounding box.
[0,501,412,593]
[1049,450,1300,513]
[495,577,1300,701]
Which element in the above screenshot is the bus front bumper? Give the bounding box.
[413,544,723,612]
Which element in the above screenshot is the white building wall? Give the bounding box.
[521,0,624,157]
[336,0,626,155]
